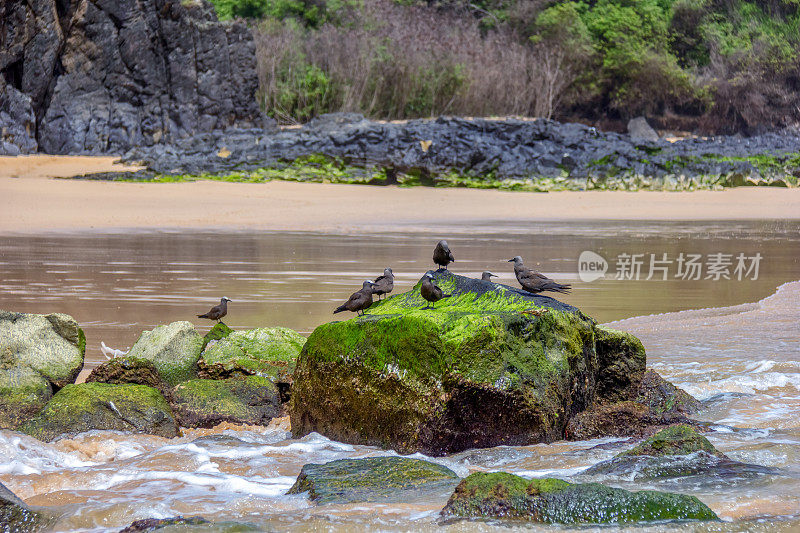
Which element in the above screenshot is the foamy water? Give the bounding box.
[2,282,800,531]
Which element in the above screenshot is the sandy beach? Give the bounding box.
[2,155,799,234]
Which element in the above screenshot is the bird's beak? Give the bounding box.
[507,259,514,262]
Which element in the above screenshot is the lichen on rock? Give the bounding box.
[127,321,203,386]
[170,376,282,428]
[20,382,179,442]
[198,327,305,382]
[287,457,459,504]
[442,471,718,523]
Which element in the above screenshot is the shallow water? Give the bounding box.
[1,221,799,531]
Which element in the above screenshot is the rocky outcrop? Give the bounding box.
[441,472,718,523]
[0,481,54,532]
[0,0,262,155]
[287,457,459,504]
[86,356,173,399]
[0,311,85,429]
[20,382,178,441]
[291,271,609,456]
[170,376,281,428]
[127,321,203,386]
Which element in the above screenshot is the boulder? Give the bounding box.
[290,271,603,455]
[636,369,702,415]
[594,326,646,403]
[202,322,234,351]
[198,327,305,383]
[170,376,281,428]
[287,457,459,504]
[86,356,172,399]
[442,472,718,523]
[0,481,54,532]
[0,311,85,429]
[119,516,208,532]
[127,322,203,386]
[584,425,777,480]
[20,382,179,441]
[627,117,660,143]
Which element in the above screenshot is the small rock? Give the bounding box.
[86,357,172,399]
[628,117,660,142]
[170,376,281,428]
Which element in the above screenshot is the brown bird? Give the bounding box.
[371,268,394,300]
[197,297,231,322]
[433,240,455,270]
[481,271,497,281]
[334,280,375,316]
[508,256,571,294]
[421,272,451,309]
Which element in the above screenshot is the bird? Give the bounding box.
[420,272,451,309]
[198,297,231,322]
[100,341,128,360]
[334,280,375,316]
[433,240,455,270]
[481,271,497,281]
[371,268,394,300]
[508,256,571,294]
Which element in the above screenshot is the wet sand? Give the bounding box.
[1,155,799,233]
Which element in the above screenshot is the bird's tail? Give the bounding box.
[551,284,571,294]
[197,313,209,318]
[443,294,452,298]
[333,305,347,314]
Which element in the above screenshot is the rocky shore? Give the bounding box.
[86,114,800,191]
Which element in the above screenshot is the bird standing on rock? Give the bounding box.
[371,268,394,300]
[420,272,451,309]
[197,297,231,322]
[481,271,497,281]
[334,281,375,316]
[433,240,455,270]
[508,256,571,294]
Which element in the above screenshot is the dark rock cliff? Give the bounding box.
[0,0,262,155]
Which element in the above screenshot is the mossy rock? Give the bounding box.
[170,376,281,428]
[291,271,607,455]
[202,322,234,351]
[119,516,258,532]
[442,472,718,523]
[636,369,702,415]
[594,325,646,403]
[19,383,179,442]
[287,457,459,504]
[127,321,203,386]
[86,356,172,398]
[0,310,86,429]
[584,425,777,480]
[198,327,305,382]
[0,481,55,532]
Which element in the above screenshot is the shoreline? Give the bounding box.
[1,156,800,234]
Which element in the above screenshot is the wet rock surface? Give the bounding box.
[287,457,459,504]
[102,115,800,189]
[0,310,85,429]
[442,472,718,522]
[20,382,179,441]
[0,481,54,532]
[127,321,203,386]
[86,356,173,400]
[170,376,282,428]
[0,0,261,155]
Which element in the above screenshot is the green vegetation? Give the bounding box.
[170,376,281,427]
[199,327,305,381]
[207,0,800,132]
[621,424,722,457]
[442,471,719,522]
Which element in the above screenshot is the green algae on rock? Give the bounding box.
[621,424,720,457]
[170,376,281,428]
[202,322,234,351]
[127,321,203,386]
[287,457,459,504]
[442,472,718,523]
[636,369,702,416]
[86,356,172,399]
[0,311,86,430]
[0,481,55,532]
[290,271,605,455]
[594,325,646,403]
[198,327,305,382]
[20,382,179,442]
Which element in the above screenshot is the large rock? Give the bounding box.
[0,0,262,155]
[290,271,607,456]
[627,117,660,143]
[86,356,172,399]
[0,78,38,155]
[287,457,459,504]
[127,321,203,386]
[584,425,777,480]
[170,376,281,428]
[442,472,718,523]
[20,382,179,441]
[0,481,54,532]
[198,327,305,383]
[0,311,85,429]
